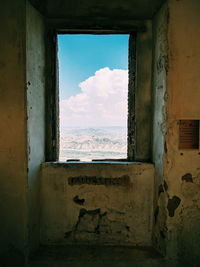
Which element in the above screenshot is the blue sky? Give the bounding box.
[58,34,129,100]
[58,34,129,127]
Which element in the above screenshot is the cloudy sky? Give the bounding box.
[58,34,129,128]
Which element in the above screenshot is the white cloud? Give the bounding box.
[60,67,128,128]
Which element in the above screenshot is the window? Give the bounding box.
[58,34,129,161]
[45,24,153,163]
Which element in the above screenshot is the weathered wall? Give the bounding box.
[153,0,200,265]
[0,0,28,264]
[0,0,200,266]
[35,0,200,264]
[26,2,45,253]
[0,0,45,263]
[40,163,155,247]
[165,0,200,265]
[152,2,169,255]
[135,21,153,161]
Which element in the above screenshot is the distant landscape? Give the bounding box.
[59,126,127,161]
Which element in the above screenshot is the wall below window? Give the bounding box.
[40,162,155,247]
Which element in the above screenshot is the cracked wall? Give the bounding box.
[152,2,169,255]
[165,1,200,264]
[153,0,200,265]
[40,162,155,247]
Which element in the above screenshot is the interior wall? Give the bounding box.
[40,163,155,247]
[26,2,45,253]
[0,0,200,265]
[153,0,200,264]
[135,21,153,161]
[165,0,200,265]
[152,2,168,254]
[0,0,45,263]
[0,0,28,264]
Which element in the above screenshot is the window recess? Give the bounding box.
[45,21,153,163]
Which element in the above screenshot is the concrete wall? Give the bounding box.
[0,1,45,264]
[152,0,200,265]
[40,162,155,247]
[26,2,45,253]
[0,0,28,264]
[135,21,153,161]
[165,0,200,265]
[152,2,169,255]
[44,0,165,20]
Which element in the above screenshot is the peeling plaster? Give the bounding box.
[40,163,154,246]
[73,196,85,205]
[167,196,181,217]
[181,173,193,183]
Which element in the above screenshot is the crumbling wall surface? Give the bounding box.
[0,0,28,265]
[40,163,155,247]
[152,2,169,256]
[153,0,200,265]
[165,0,200,265]
[26,1,45,253]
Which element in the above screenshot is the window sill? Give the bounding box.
[43,161,154,166]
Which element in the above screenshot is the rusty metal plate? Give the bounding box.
[179,120,199,149]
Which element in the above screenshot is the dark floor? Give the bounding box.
[28,245,172,267]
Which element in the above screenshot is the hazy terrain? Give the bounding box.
[59,126,127,161]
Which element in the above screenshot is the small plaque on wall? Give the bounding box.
[179,120,199,149]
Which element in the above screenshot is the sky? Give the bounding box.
[58,34,129,127]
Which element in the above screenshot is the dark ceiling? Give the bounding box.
[29,0,166,19]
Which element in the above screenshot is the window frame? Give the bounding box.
[45,22,153,163]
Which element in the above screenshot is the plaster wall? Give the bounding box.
[153,0,200,265]
[135,21,153,161]
[40,163,155,247]
[0,0,200,265]
[152,2,168,255]
[26,2,45,252]
[164,0,200,265]
[35,0,200,264]
[0,0,28,263]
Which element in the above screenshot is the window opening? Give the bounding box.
[58,34,129,161]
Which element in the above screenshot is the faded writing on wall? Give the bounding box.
[68,175,130,186]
